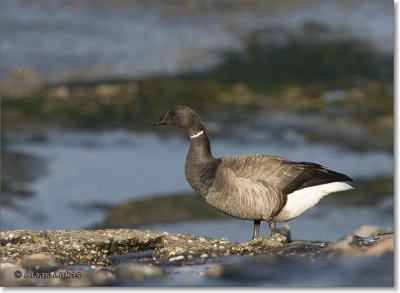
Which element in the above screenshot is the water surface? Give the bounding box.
[1,0,392,81]
[2,129,393,241]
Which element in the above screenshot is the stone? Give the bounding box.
[169,255,185,262]
[205,264,224,278]
[352,225,393,237]
[324,231,395,258]
[115,264,164,281]
[327,234,361,255]
[18,253,61,271]
[277,224,291,242]
[364,235,394,256]
[87,270,116,286]
[0,263,27,286]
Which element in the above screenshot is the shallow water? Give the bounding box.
[2,129,393,237]
[109,247,393,287]
[137,254,394,287]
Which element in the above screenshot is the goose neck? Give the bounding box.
[187,130,213,162]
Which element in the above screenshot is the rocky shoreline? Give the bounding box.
[0,226,394,286]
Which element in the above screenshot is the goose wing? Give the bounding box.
[208,166,285,220]
[219,154,353,195]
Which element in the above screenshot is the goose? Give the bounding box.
[154,106,353,240]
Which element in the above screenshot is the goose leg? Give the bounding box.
[253,220,261,240]
[268,221,276,236]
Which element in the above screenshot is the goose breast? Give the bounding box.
[203,155,289,220]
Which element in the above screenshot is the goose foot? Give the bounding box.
[268,221,277,236]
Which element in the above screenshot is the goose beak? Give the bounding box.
[154,113,167,126]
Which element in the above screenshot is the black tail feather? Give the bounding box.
[282,162,353,194]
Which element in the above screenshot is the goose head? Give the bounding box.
[154,106,204,132]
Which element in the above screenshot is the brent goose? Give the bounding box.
[154,106,353,239]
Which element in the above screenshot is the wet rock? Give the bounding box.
[232,233,287,254]
[153,233,287,262]
[18,253,61,272]
[364,235,394,256]
[0,263,27,286]
[326,234,361,255]
[1,229,164,266]
[154,233,227,261]
[1,227,394,286]
[324,231,394,257]
[267,240,327,260]
[45,268,115,287]
[352,225,393,237]
[87,269,116,286]
[115,264,164,280]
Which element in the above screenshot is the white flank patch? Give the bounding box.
[190,130,204,139]
[280,182,353,221]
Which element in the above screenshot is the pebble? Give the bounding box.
[169,255,185,262]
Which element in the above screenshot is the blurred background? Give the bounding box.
[1,0,393,242]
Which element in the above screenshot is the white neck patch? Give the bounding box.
[190,130,204,139]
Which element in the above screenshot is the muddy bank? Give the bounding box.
[0,226,394,286]
[94,176,393,229]
[2,26,393,152]
[94,194,229,229]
